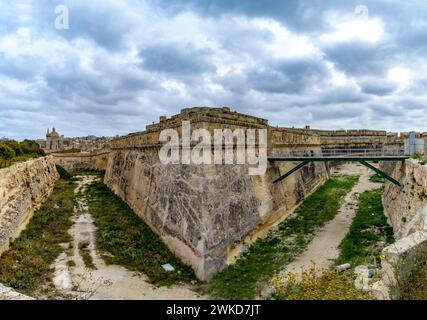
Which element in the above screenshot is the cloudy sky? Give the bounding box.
[1,0,427,140]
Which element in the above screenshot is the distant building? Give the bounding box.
[37,127,112,152]
[46,127,62,151]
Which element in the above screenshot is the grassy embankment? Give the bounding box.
[206,174,359,300]
[0,179,75,296]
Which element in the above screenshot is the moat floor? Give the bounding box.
[280,163,382,279]
[52,176,203,300]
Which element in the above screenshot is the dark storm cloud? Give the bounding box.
[0,53,43,80]
[148,0,351,32]
[359,79,398,96]
[27,0,139,51]
[322,40,393,77]
[246,57,329,94]
[140,44,215,76]
[318,86,368,104]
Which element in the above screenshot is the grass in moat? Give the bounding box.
[84,180,198,286]
[206,174,360,300]
[78,242,97,270]
[0,179,75,296]
[335,189,394,267]
[369,174,385,183]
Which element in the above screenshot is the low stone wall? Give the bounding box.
[0,156,59,255]
[52,149,110,172]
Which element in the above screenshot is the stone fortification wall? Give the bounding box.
[105,107,328,280]
[52,149,110,172]
[0,156,59,255]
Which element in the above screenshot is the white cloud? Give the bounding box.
[320,13,385,44]
[388,67,412,89]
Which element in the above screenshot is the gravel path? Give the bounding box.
[281,163,382,279]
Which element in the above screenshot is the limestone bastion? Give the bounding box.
[104,107,329,280]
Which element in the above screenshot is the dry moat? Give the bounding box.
[1,108,427,300]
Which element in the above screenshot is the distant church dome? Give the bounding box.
[47,127,59,138]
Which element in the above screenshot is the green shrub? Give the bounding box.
[0,144,16,159]
[55,164,71,180]
[19,140,45,156]
[412,152,422,160]
[3,140,23,156]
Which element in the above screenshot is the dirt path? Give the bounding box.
[52,176,203,300]
[280,163,382,279]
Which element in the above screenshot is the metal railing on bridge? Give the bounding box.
[269,148,405,158]
[268,148,409,187]
[321,148,405,157]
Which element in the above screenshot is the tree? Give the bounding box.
[0,144,16,159]
[19,140,45,156]
[3,140,23,156]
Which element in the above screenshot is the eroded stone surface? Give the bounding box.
[382,159,427,239]
[105,107,328,280]
[0,156,59,255]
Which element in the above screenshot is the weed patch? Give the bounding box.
[273,264,373,300]
[369,174,385,183]
[56,164,71,180]
[78,242,96,269]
